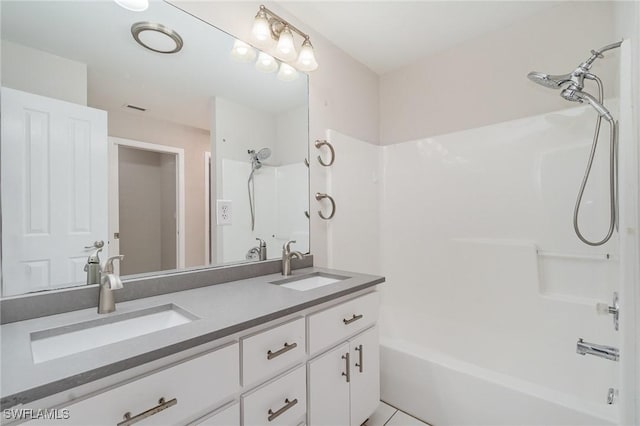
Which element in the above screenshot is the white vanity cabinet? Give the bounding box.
[308,326,379,426]
[190,402,239,426]
[16,290,381,426]
[24,343,239,426]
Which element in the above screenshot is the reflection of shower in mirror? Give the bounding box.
[248,148,272,231]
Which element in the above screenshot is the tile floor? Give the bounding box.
[364,402,431,426]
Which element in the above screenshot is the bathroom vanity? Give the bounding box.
[0,266,384,426]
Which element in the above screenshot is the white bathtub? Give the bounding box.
[380,336,618,426]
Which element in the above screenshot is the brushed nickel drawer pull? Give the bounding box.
[343,314,363,325]
[267,342,297,360]
[342,352,350,383]
[117,397,177,426]
[267,398,298,422]
[355,344,363,373]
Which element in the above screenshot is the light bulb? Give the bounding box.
[275,26,297,62]
[230,39,256,63]
[114,0,148,11]
[296,38,318,72]
[251,9,271,46]
[277,63,299,82]
[255,52,278,73]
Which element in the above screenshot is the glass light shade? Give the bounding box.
[252,11,271,45]
[230,39,256,63]
[277,63,299,82]
[255,52,278,73]
[275,26,297,62]
[296,38,318,72]
[114,0,148,11]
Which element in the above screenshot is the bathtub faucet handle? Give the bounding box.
[596,292,619,331]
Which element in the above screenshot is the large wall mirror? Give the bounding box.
[0,1,309,297]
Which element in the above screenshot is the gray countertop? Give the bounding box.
[0,267,384,409]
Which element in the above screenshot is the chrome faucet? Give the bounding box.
[281,240,303,276]
[576,338,619,361]
[98,255,124,314]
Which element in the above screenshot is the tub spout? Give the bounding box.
[576,338,619,361]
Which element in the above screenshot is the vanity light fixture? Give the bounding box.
[255,52,278,73]
[230,39,257,63]
[277,63,299,81]
[250,5,318,72]
[114,0,148,12]
[131,22,183,54]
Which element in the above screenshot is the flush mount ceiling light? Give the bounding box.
[114,0,148,12]
[250,4,318,72]
[131,22,183,54]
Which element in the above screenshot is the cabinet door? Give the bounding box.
[349,326,379,426]
[308,343,350,426]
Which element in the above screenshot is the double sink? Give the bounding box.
[29,272,348,363]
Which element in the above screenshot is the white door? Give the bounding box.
[1,87,108,296]
[349,326,380,426]
[308,343,350,426]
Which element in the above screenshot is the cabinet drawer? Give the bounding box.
[242,366,306,426]
[242,318,305,387]
[191,402,239,426]
[308,292,379,355]
[54,343,239,426]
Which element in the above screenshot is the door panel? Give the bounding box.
[1,87,108,295]
[350,326,380,426]
[308,343,350,426]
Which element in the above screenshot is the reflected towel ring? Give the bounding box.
[315,192,335,220]
[315,140,335,166]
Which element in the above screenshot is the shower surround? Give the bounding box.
[324,85,634,424]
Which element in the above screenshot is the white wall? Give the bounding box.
[171,1,380,266]
[108,109,210,268]
[612,3,640,424]
[379,2,618,144]
[1,40,87,105]
[276,105,308,166]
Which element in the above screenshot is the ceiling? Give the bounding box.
[279,1,564,75]
[1,1,307,131]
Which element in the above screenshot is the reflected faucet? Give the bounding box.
[98,255,124,314]
[281,240,303,276]
[246,238,267,261]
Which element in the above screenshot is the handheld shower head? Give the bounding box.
[527,72,572,89]
[561,87,614,122]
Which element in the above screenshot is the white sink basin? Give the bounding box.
[271,272,349,291]
[30,304,197,363]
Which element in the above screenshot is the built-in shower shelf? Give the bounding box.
[536,250,614,261]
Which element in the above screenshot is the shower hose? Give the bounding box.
[573,75,618,246]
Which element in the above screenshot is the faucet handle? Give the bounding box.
[283,240,297,253]
[102,255,124,274]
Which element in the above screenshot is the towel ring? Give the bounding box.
[315,193,336,220]
[315,140,335,167]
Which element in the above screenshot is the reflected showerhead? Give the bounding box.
[527,71,572,89]
[248,147,272,172]
[256,147,271,161]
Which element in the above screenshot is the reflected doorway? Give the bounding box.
[108,137,185,276]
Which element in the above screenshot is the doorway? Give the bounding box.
[109,137,185,275]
